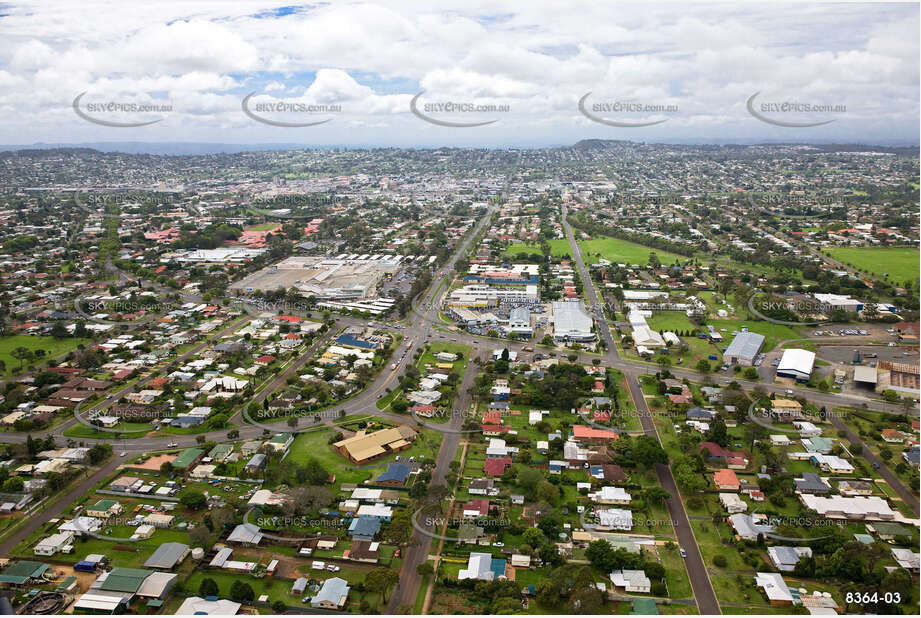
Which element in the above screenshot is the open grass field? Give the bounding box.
[580,236,684,266]
[504,239,572,258]
[0,335,89,376]
[826,246,919,286]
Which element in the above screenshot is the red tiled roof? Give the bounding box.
[484,457,512,476]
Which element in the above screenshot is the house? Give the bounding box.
[729,513,774,540]
[793,421,821,437]
[810,454,854,474]
[484,457,512,476]
[34,531,74,556]
[891,548,920,573]
[264,433,293,453]
[171,448,204,472]
[719,493,747,513]
[609,570,651,593]
[227,524,263,545]
[713,469,740,491]
[463,499,490,519]
[87,499,123,519]
[770,399,803,419]
[468,478,498,496]
[865,521,914,540]
[755,572,793,605]
[793,473,831,495]
[768,546,812,572]
[597,508,633,531]
[699,442,749,468]
[311,577,351,609]
[346,540,380,564]
[801,437,833,454]
[800,495,895,520]
[375,463,411,487]
[459,552,506,581]
[348,517,381,540]
[571,425,618,444]
[588,486,632,505]
[837,480,873,496]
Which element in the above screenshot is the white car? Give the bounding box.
[119,452,127,457]
[493,541,504,547]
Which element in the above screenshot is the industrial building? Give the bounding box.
[232,255,402,301]
[722,331,765,366]
[776,349,816,382]
[551,300,594,342]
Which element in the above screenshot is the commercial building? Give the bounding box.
[776,349,816,382]
[551,301,595,342]
[876,361,920,396]
[447,284,539,308]
[232,255,400,301]
[334,425,417,464]
[723,331,765,366]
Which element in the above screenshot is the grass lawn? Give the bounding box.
[285,426,443,490]
[505,239,572,259]
[0,335,90,376]
[826,246,919,286]
[580,236,683,266]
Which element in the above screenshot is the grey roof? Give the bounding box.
[794,472,830,493]
[143,543,189,569]
[729,513,774,538]
[292,577,308,593]
[552,301,593,336]
[509,306,530,321]
[687,407,714,420]
[245,453,266,468]
[311,577,350,607]
[227,524,262,545]
[723,331,765,361]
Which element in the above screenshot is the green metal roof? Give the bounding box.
[172,448,204,469]
[99,567,152,593]
[0,561,49,585]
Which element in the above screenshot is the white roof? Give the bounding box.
[778,348,816,376]
[800,494,895,519]
[176,596,241,615]
[755,572,793,602]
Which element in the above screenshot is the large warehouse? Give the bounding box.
[776,349,816,382]
[722,331,765,366]
[231,255,401,300]
[551,300,595,342]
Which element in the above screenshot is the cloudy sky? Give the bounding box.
[0,1,917,148]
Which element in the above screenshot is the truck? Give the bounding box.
[311,561,326,570]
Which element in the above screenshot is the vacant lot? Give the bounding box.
[580,236,683,266]
[826,247,919,286]
[504,239,572,258]
[0,335,89,375]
